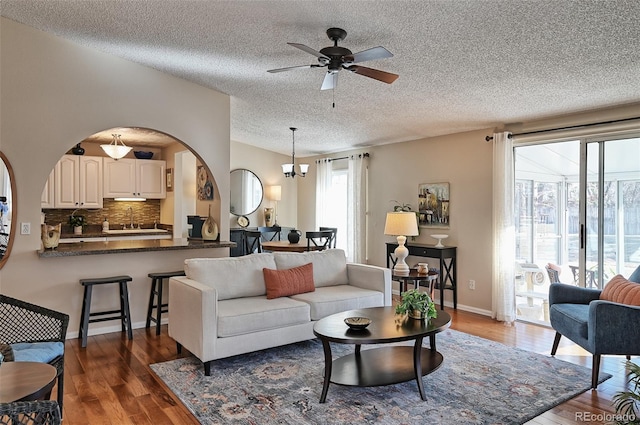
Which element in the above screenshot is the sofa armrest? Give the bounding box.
[346,263,392,306]
[549,283,601,306]
[168,276,219,362]
[588,300,640,354]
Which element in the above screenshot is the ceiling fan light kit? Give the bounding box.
[282,127,308,178]
[267,27,398,91]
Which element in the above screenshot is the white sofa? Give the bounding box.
[168,249,391,375]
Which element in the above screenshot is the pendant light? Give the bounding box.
[281,127,309,178]
[101,134,132,160]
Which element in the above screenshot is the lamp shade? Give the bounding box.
[384,212,419,237]
[101,134,132,160]
[269,185,282,201]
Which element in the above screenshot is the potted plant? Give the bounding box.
[612,360,640,424]
[395,289,437,321]
[69,215,85,235]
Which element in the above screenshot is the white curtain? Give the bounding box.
[315,159,332,228]
[492,132,517,323]
[347,154,369,263]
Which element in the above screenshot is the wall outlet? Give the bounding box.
[469,279,476,290]
[21,222,31,235]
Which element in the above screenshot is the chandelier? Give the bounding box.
[281,127,309,178]
[101,134,132,160]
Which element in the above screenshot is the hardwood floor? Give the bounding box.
[58,309,636,424]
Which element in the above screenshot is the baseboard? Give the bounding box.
[66,318,168,340]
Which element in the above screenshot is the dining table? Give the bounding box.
[261,240,324,253]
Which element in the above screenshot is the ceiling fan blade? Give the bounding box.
[347,65,399,84]
[288,42,328,59]
[267,64,323,73]
[348,46,393,63]
[321,72,338,91]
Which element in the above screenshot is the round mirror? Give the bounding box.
[230,169,263,216]
[0,152,16,270]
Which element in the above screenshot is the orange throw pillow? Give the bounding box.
[600,274,640,306]
[263,263,315,300]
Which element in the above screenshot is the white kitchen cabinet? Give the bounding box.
[54,155,103,209]
[103,158,166,199]
[41,169,55,208]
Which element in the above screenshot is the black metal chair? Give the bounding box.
[305,230,333,251]
[319,226,338,248]
[258,226,282,242]
[0,401,62,425]
[0,295,69,416]
[244,230,263,254]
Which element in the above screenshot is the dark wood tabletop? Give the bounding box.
[261,240,323,252]
[0,361,58,403]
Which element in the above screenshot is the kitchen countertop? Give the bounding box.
[38,238,235,257]
[59,227,172,239]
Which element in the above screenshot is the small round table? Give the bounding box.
[313,306,451,403]
[0,361,58,403]
[393,269,439,296]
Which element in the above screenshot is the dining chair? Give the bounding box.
[258,225,282,242]
[0,295,69,416]
[319,227,337,248]
[305,230,333,251]
[244,230,263,254]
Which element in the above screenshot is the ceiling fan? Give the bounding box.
[267,27,399,90]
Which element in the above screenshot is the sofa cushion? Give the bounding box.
[629,265,640,283]
[273,249,349,288]
[184,253,276,300]
[263,263,315,299]
[549,303,589,340]
[217,296,311,337]
[11,342,64,363]
[290,285,384,320]
[600,274,640,306]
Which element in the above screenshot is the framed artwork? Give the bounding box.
[197,165,214,200]
[417,182,450,228]
[166,168,173,192]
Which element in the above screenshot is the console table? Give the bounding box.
[386,242,457,309]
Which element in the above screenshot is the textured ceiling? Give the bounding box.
[2,0,640,156]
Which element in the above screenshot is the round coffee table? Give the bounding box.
[313,306,451,403]
[0,361,57,403]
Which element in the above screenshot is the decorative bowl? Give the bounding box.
[430,234,449,248]
[134,151,154,159]
[344,317,372,330]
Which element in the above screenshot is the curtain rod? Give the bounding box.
[315,152,369,163]
[484,116,640,142]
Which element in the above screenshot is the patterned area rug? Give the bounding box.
[150,329,610,424]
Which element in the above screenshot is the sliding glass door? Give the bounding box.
[514,135,640,324]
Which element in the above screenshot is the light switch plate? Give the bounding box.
[21,222,31,235]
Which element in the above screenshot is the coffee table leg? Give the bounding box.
[319,338,332,403]
[413,336,427,400]
[429,334,436,351]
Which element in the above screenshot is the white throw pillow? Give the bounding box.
[273,249,348,288]
[185,253,276,300]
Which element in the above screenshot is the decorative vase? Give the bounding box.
[264,207,274,227]
[73,225,83,235]
[202,205,219,241]
[288,229,301,244]
[71,143,85,155]
[41,223,61,249]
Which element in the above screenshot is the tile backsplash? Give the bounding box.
[43,199,162,230]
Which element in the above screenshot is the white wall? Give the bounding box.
[230,141,295,229]
[296,129,495,313]
[0,18,231,336]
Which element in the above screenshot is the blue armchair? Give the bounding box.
[549,268,640,388]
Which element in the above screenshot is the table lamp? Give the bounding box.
[269,185,282,225]
[384,211,419,275]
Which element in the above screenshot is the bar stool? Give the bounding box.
[145,270,185,335]
[78,275,133,348]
